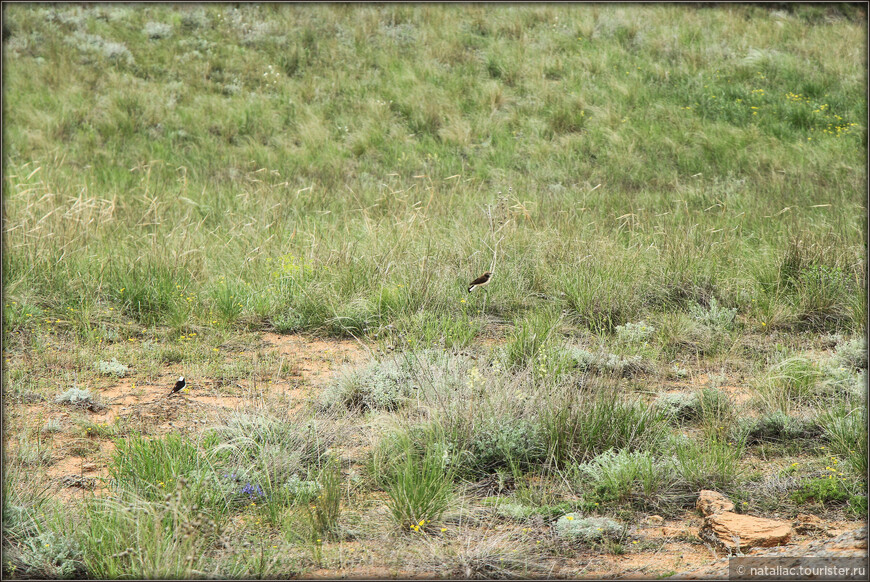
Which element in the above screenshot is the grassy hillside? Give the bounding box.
[3,3,865,338]
[2,3,866,579]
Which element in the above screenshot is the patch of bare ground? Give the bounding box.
[289,515,867,580]
[658,372,754,409]
[289,520,716,580]
[11,334,368,501]
[5,333,864,579]
[261,332,368,388]
[558,514,711,579]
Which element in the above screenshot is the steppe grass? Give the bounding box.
[817,405,868,478]
[76,490,219,580]
[2,2,866,579]
[365,358,669,480]
[292,457,343,542]
[2,3,865,339]
[108,432,227,513]
[571,449,685,511]
[673,435,746,491]
[383,439,454,532]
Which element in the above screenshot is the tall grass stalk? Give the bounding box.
[384,439,454,532]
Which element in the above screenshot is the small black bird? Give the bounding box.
[169,376,186,396]
[467,272,493,293]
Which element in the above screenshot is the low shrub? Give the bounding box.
[95,358,131,378]
[560,346,652,378]
[831,337,867,371]
[689,296,737,331]
[655,391,700,421]
[672,436,744,492]
[5,530,84,579]
[554,514,622,543]
[54,387,101,409]
[791,475,851,506]
[736,411,821,445]
[656,387,731,426]
[320,351,462,412]
[572,449,682,510]
[615,321,656,344]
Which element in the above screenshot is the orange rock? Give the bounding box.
[701,511,793,550]
[696,490,735,516]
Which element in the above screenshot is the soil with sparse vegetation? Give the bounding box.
[2,3,866,579]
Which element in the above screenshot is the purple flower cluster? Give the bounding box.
[240,483,265,499]
[222,473,266,500]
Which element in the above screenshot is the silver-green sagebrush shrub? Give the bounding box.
[555,514,622,543]
[832,337,867,371]
[573,449,679,506]
[818,363,865,400]
[559,345,652,378]
[142,21,172,39]
[464,416,546,475]
[610,318,659,362]
[284,475,321,503]
[320,350,463,412]
[40,418,63,434]
[655,391,700,422]
[734,411,821,445]
[808,337,867,400]
[493,501,538,521]
[95,358,131,378]
[66,31,134,64]
[54,387,98,408]
[615,321,656,344]
[7,530,84,579]
[320,362,411,412]
[689,297,737,331]
[598,352,651,378]
[2,471,83,578]
[560,346,598,372]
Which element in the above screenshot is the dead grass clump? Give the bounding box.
[423,531,548,579]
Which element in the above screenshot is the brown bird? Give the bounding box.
[467,272,493,293]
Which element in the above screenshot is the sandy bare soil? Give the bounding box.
[5,332,865,579]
